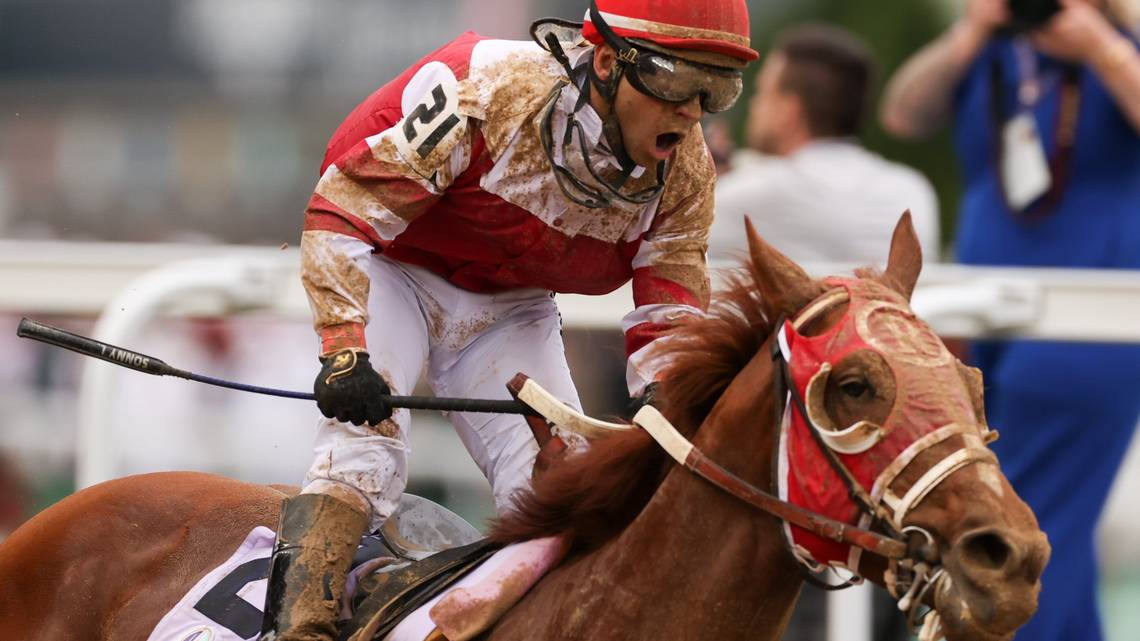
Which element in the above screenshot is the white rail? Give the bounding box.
[4,240,1140,340]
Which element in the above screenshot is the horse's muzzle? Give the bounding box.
[939,526,1051,639]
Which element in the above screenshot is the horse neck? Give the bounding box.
[493,344,804,641]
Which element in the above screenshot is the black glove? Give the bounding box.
[627,382,661,418]
[314,350,393,426]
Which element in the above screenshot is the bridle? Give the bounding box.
[632,279,1000,639]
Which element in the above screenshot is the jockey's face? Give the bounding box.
[592,45,705,169]
[614,75,705,168]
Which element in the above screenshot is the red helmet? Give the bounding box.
[582,0,758,63]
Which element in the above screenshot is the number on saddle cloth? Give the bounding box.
[153,494,483,641]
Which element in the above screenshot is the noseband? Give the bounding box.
[633,279,999,639]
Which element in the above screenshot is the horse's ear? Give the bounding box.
[881,211,923,301]
[745,217,827,317]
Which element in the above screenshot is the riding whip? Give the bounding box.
[16,318,538,416]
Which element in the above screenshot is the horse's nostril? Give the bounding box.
[960,530,1013,571]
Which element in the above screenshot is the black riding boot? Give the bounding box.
[259,493,370,641]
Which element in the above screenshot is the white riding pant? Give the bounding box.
[302,254,581,531]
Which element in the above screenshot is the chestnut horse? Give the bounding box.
[0,216,1048,641]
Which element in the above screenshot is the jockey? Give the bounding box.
[260,2,758,639]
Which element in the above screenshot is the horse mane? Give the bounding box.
[488,264,777,549]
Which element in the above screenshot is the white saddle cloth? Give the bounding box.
[146,526,274,641]
[146,527,563,641]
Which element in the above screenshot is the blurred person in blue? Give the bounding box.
[881,1,1140,640]
[259,1,760,640]
[710,24,940,265]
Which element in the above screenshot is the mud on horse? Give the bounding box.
[0,214,1048,641]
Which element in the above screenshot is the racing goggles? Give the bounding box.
[621,48,744,113]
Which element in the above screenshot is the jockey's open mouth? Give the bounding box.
[654,130,684,158]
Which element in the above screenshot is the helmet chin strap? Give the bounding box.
[584,52,640,183]
[530,17,664,206]
[538,23,640,179]
[584,0,643,177]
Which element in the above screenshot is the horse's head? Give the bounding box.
[745,213,1050,641]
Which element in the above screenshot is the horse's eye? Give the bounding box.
[839,379,870,399]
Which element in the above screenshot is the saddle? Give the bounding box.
[338,495,497,641]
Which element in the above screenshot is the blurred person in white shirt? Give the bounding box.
[710,24,940,265]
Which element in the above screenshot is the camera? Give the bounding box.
[1007,0,1061,31]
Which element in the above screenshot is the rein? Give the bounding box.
[633,407,906,559]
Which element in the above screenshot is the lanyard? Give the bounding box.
[989,43,1082,220]
[1014,40,1044,107]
